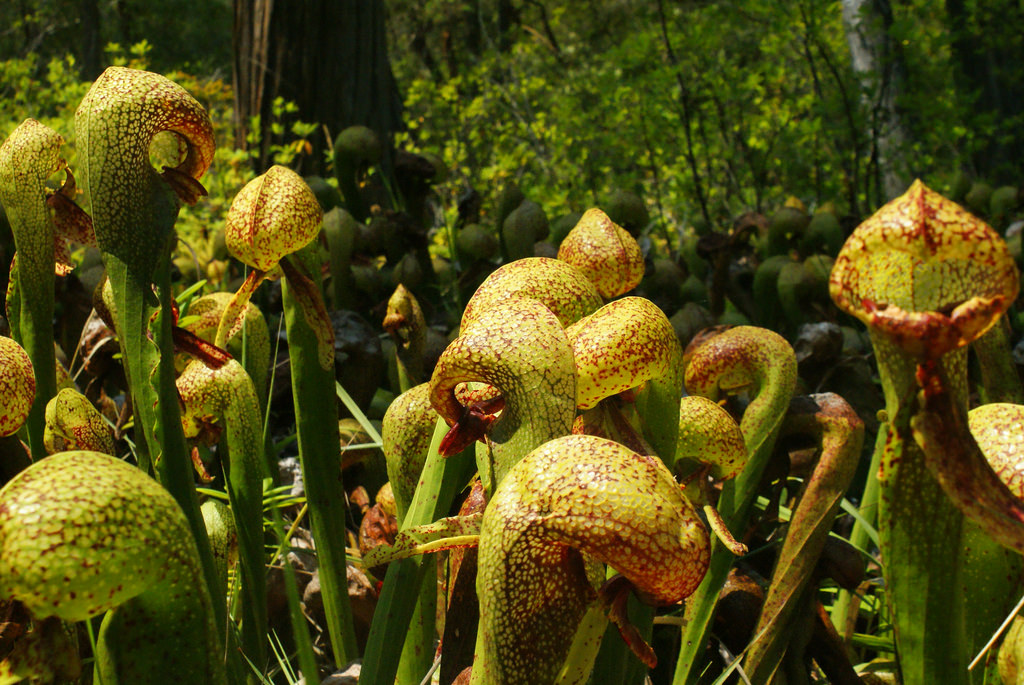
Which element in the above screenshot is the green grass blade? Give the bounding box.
[266,505,320,683]
[336,380,384,444]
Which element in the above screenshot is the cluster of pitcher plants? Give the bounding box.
[0,66,1022,685]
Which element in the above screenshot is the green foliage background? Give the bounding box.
[1,0,1022,247]
[385,0,1022,237]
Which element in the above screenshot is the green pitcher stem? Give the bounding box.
[149,267,236,661]
[672,481,740,684]
[874,334,970,684]
[105,267,155,471]
[830,425,884,638]
[222,436,268,678]
[221,401,268,669]
[959,522,1021,685]
[380,385,450,685]
[281,271,358,666]
[881,420,968,681]
[178,357,268,677]
[395,567,438,685]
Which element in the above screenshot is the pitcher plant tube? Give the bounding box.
[418,292,577,683]
[471,434,710,684]
[563,294,689,684]
[43,387,115,456]
[365,256,603,685]
[216,164,332,369]
[382,283,427,391]
[179,291,270,410]
[177,357,268,672]
[829,179,1022,684]
[366,434,712,684]
[556,208,645,299]
[430,293,578,494]
[0,119,84,459]
[75,66,213,472]
[217,168,359,665]
[216,163,358,665]
[566,296,683,466]
[379,381,443,684]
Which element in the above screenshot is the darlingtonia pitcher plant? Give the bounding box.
[5,59,1024,685]
[830,179,1023,685]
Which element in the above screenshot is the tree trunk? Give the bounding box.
[232,0,404,176]
[841,0,911,203]
[78,0,103,80]
[112,0,135,50]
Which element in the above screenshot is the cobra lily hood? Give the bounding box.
[829,179,1018,358]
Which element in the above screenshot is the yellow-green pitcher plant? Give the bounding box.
[177,291,270,410]
[76,66,213,474]
[42,387,115,456]
[470,434,709,684]
[218,165,357,666]
[830,179,1022,684]
[365,435,712,684]
[215,165,332,369]
[177,357,268,673]
[72,68,237,678]
[0,335,34,481]
[674,325,798,683]
[0,119,87,459]
[0,451,223,683]
[0,336,35,440]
